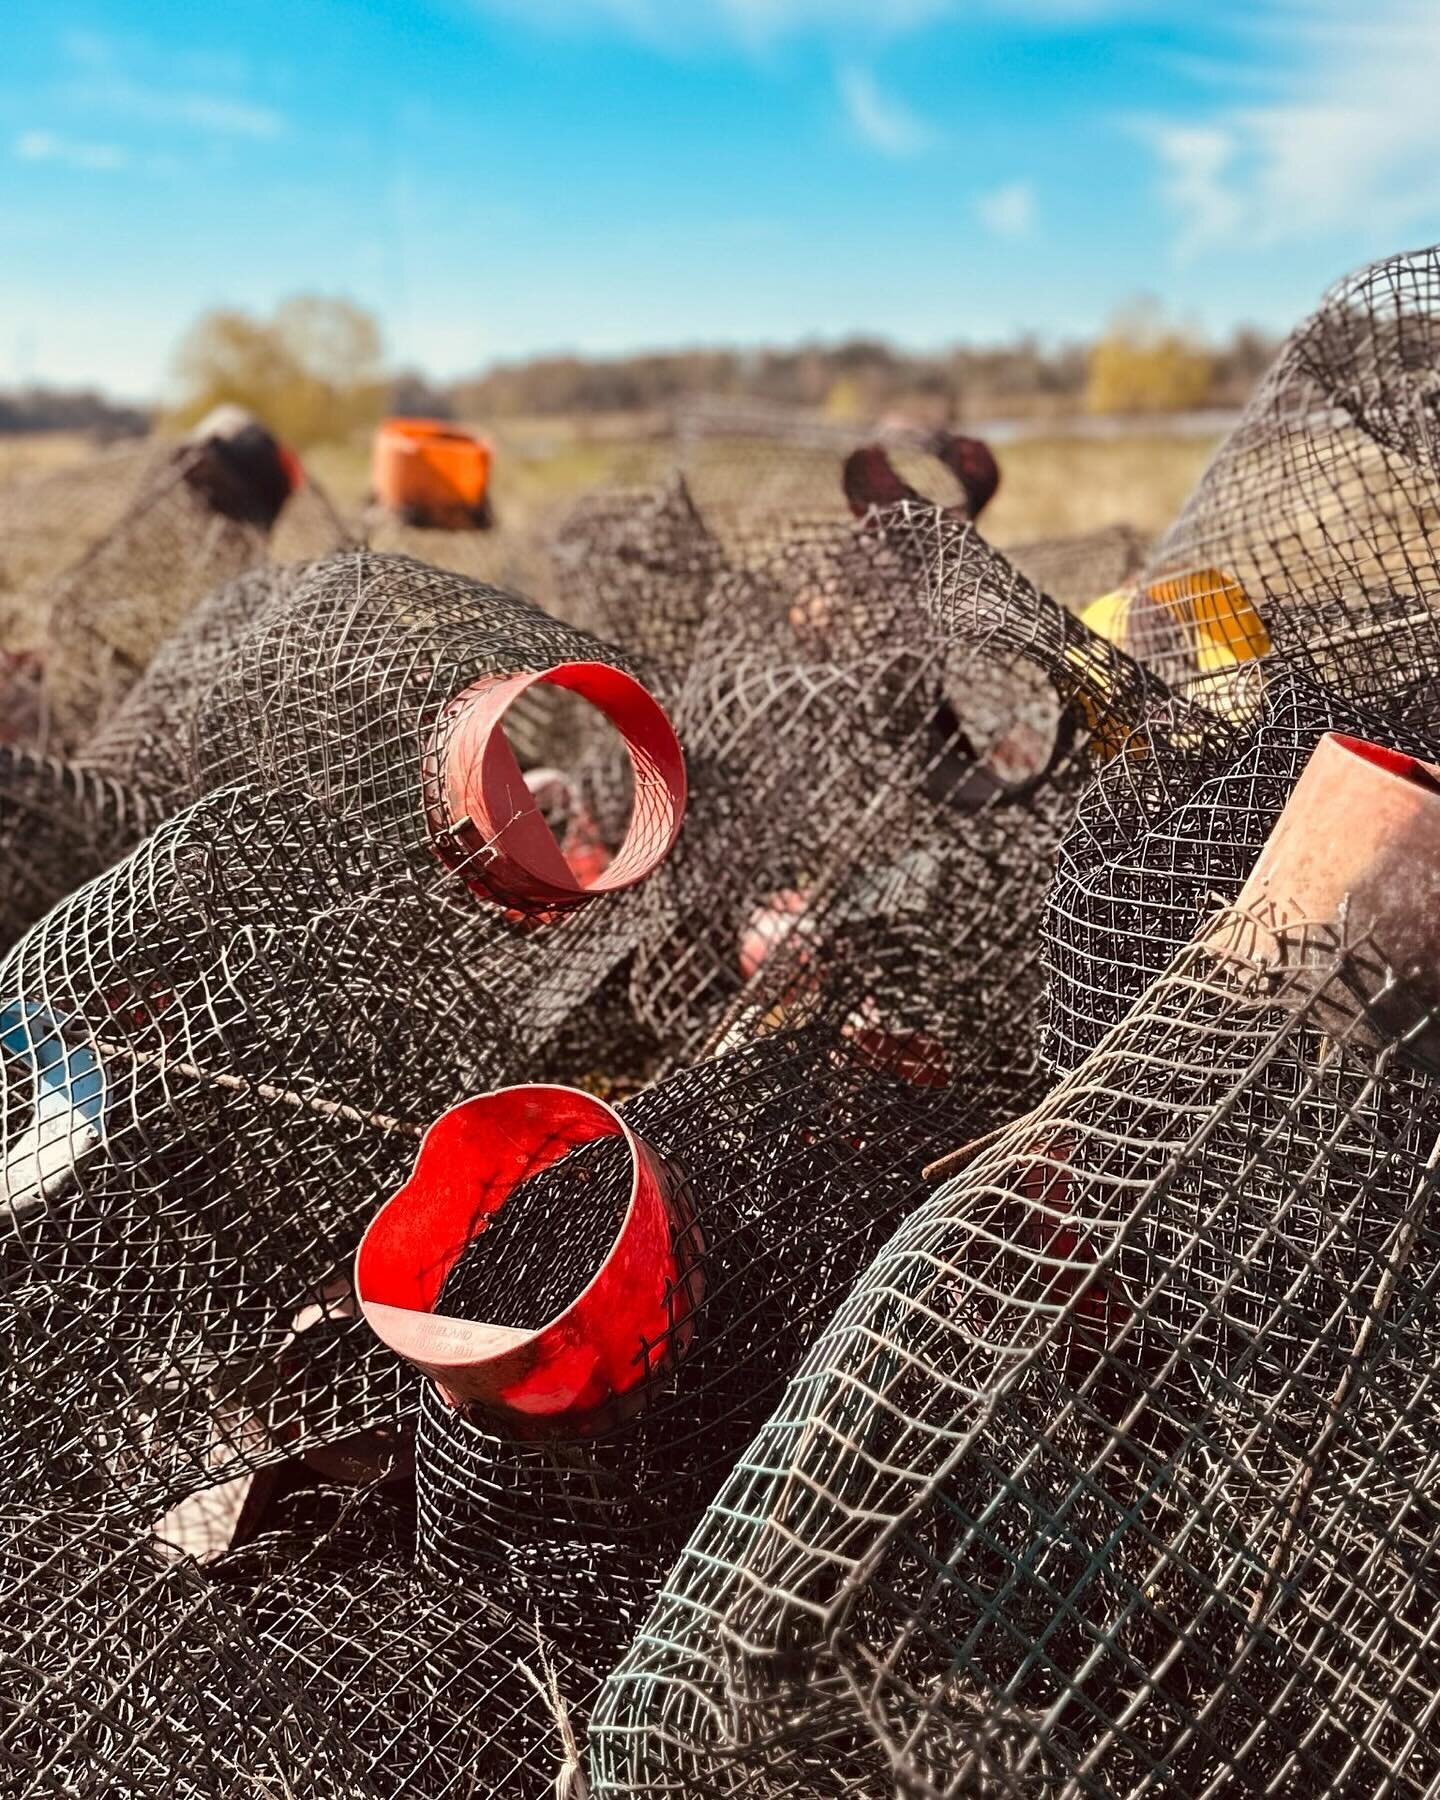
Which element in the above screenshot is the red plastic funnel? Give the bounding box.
[355,1085,702,1432]
[426,661,687,909]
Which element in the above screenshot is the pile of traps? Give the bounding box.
[4,241,1440,1800]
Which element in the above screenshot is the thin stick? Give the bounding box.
[89,1035,425,1140]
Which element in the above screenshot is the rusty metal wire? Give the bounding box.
[0,782,496,1514]
[1113,247,1440,722]
[1008,522,1150,613]
[0,437,344,754]
[0,746,158,958]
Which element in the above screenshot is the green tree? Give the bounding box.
[169,295,388,447]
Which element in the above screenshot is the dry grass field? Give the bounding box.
[0,419,1220,630]
[307,417,1219,550]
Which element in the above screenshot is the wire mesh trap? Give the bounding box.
[1088,245,1440,729]
[80,561,308,814]
[182,547,688,1068]
[0,745,159,960]
[589,838,1440,1799]
[355,1008,1033,1745]
[2,414,344,754]
[625,504,1190,1069]
[1007,522,1150,615]
[548,474,729,703]
[1,1503,363,1797]
[193,1481,605,1799]
[0,779,529,1516]
[674,399,999,549]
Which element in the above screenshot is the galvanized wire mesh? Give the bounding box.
[549,474,726,701]
[0,745,158,958]
[206,1483,605,1798]
[0,431,345,755]
[675,399,997,548]
[81,562,306,812]
[188,549,641,856]
[413,1024,1005,1661]
[1126,246,1440,715]
[591,910,1440,1797]
[183,548,684,1064]
[0,781,498,1514]
[1008,523,1150,614]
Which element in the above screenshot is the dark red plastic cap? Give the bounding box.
[426,661,687,909]
[355,1085,702,1431]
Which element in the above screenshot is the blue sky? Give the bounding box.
[2,0,1439,399]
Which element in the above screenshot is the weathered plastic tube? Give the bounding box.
[1214,732,1440,1064]
[426,661,687,909]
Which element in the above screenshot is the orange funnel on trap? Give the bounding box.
[355,1085,702,1433]
[372,418,492,528]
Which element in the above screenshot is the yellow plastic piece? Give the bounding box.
[1145,568,1270,671]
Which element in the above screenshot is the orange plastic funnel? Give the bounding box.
[372,418,491,527]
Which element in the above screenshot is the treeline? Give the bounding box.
[0,385,149,438]
[449,325,1278,422]
[0,304,1283,444]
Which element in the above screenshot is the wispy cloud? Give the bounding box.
[1144,0,1440,259]
[474,0,1129,37]
[52,27,287,141]
[837,65,937,157]
[15,130,131,173]
[976,179,1036,238]
[474,0,955,50]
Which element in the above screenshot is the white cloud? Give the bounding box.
[976,179,1036,239]
[837,66,937,157]
[14,130,131,173]
[53,27,286,141]
[474,0,954,49]
[1145,0,1440,258]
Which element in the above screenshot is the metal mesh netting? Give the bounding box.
[590,905,1440,1797]
[549,474,727,701]
[0,745,158,957]
[0,426,345,754]
[626,506,1189,1066]
[188,549,643,853]
[674,400,996,544]
[0,781,505,1512]
[1007,523,1149,614]
[1115,246,1440,716]
[411,1028,1008,1669]
[0,567,300,960]
[1,1503,363,1796]
[199,1483,607,1797]
[0,442,157,602]
[182,548,686,1064]
[80,562,307,812]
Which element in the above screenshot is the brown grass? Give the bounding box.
[981,432,1219,548]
